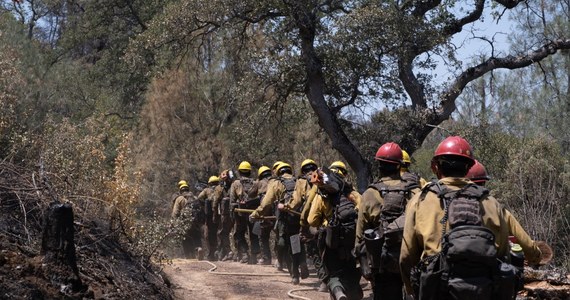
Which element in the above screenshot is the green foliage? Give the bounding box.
[494,137,570,269]
[127,212,187,264]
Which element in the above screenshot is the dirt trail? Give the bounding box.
[163,259,373,300]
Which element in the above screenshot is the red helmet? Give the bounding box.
[375,142,403,164]
[467,160,490,184]
[434,136,474,161]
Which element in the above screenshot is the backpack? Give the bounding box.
[203,187,214,219]
[279,176,297,206]
[411,183,521,300]
[368,180,418,273]
[276,176,298,232]
[180,193,205,226]
[401,171,422,188]
[238,177,259,209]
[219,184,231,215]
[325,193,358,260]
[189,197,206,225]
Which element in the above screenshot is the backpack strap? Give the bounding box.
[418,181,441,202]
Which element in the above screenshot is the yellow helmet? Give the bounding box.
[272,161,284,171]
[208,176,220,184]
[329,161,347,177]
[179,183,190,190]
[276,162,292,175]
[257,166,271,178]
[301,159,317,169]
[402,150,411,164]
[238,161,252,172]
[178,180,188,188]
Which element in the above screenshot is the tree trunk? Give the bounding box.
[41,202,83,290]
[294,7,371,192]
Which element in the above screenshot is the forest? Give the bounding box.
[0,0,569,299]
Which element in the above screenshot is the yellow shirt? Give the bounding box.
[171,191,193,218]
[400,177,510,294]
[307,193,333,227]
[197,186,215,201]
[250,174,294,219]
[197,186,216,215]
[212,183,230,215]
[249,177,269,198]
[286,177,311,211]
[300,185,319,226]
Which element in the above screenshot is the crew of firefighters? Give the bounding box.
[170,136,547,300]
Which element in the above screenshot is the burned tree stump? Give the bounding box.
[41,202,83,292]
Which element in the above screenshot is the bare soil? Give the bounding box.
[164,259,373,300]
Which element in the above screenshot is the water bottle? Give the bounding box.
[364,229,379,240]
[363,228,383,268]
[510,243,525,270]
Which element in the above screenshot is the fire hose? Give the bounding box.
[187,260,318,300]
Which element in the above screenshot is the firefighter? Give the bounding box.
[171,180,188,204]
[308,168,362,300]
[197,175,220,261]
[249,166,273,264]
[355,143,420,300]
[212,169,234,261]
[282,159,318,281]
[250,163,302,284]
[229,161,260,264]
[329,161,362,210]
[400,150,428,188]
[400,136,516,299]
[172,181,204,259]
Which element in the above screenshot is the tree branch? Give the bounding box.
[438,38,570,122]
[233,10,285,23]
[398,57,426,109]
[331,73,360,115]
[441,0,485,37]
[125,0,147,31]
[493,0,524,9]
[317,0,350,14]
[411,0,441,17]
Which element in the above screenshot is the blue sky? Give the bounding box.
[432,1,516,84]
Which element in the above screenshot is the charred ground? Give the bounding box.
[0,162,172,300]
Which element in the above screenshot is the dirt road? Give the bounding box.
[163,259,373,300]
